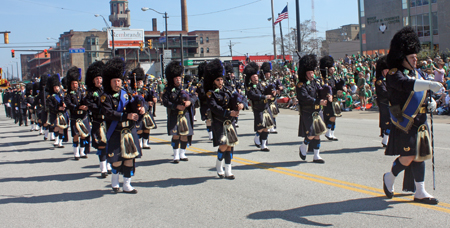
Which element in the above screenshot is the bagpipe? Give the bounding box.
[73,88,90,138]
[56,90,68,129]
[261,76,279,117]
[120,128,139,159]
[176,89,191,135]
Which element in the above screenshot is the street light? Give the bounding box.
[95,14,115,57]
[141,7,168,50]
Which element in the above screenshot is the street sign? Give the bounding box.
[69,48,85,54]
[159,37,166,44]
[163,50,172,59]
[184,60,193,66]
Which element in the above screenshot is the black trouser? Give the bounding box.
[19,108,28,126]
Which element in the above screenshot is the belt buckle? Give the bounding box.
[315,105,320,110]
[122,121,129,128]
[77,111,83,115]
[419,107,426,114]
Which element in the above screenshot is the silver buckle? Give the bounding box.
[121,121,129,127]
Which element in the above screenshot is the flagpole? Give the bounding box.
[287,2,290,60]
[271,0,277,60]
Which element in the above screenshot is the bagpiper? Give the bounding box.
[65,67,91,160]
[101,57,144,194]
[382,27,442,204]
[46,74,68,148]
[205,59,243,179]
[260,61,282,134]
[297,54,330,163]
[162,61,197,163]
[196,62,213,140]
[84,61,112,178]
[375,56,391,147]
[245,62,275,151]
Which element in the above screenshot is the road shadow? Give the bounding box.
[0,189,111,204]
[0,157,70,165]
[1,147,55,153]
[247,196,408,226]
[136,159,172,167]
[232,160,303,171]
[0,172,97,183]
[132,176,217,188]
[0,139,43,147]
[321,146,382,154]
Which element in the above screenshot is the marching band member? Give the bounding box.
[245,62,275,151]
[382,27,442,204]
[85,61,112,178]
[205,59,243,179]
[196,62,214,140]
[375,56,391,147]
[101,57,144,194]
[260,61,281,134]
[297,54,330,163]
[320,56,343,141]
[25,83,34,131]
[65,67,90,160]
[46,74,68,149]
[163,61,197,163]
[34,75,50,139]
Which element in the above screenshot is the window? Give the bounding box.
[206,48,210,53]
[403,16,409,26]
[120,11,123,14]
[432,12,438,35]
[206,37,209,43]
[200,37,203,44]
[416,0,422,7]
[359,0,364,17]
[402,0,408,9]
[417,14,423,37]
[201,48,204,53]
[423,13,430,36]
[173,49,177,53]
[423,0,429,5]
[411,0,416,7]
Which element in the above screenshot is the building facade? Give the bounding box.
[358,0,448,56]
[321,24,360,57]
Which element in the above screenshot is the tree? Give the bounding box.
[275,20,323,57]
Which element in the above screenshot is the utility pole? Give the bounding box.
[271,0,277,60]
[229,40,235,57]
[295,0,301,54]
[279,17,286,61]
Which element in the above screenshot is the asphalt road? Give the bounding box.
[1,105,449,227]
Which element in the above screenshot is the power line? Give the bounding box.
[172,0,263,17]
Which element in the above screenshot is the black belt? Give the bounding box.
[253,99,267,105]
[92,114,104,120]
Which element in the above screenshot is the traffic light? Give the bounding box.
[4,33,9,44]
[147,39,152,49]
[139,42,144,51]
[11,49,14,58]
[44,49,48,58]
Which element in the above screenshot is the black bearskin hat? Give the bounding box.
[244,62,259,88]
[47,74,61,94]
[85,61,105,91]
[224,63,234,75]
[204,59,225,92]
[130,67,145,89]
[376,55,388,80]
[261,62,272,74]
[39,74,48,90]
[61,76,67,89]
[165,60,183,88]
[197,61,207,80]
[298,54,318,83]
[319,56,334,78]
[66,66,81,92]
[387,26,421,69]
[102,57,126,94]
[25,83,33,96]
[32,82,40,96]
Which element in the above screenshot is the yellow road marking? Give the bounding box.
[149,136,450,214]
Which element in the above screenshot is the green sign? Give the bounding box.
[184,60,193,66]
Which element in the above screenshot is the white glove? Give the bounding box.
[428,97,437,112]
[413,80,443,92]
[15,107,19,110]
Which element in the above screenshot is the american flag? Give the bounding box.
[274,6,288,25]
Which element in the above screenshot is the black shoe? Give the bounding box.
[112,187,120,194]
[80,155,88,159]
[107,170,112,174]
[217,173,225,179]
[254,143,261,148]
[74,157,80,160]
[173,159,179,164]
[299,151,306,161]
[235,124,239,128]
[180,158,189,161]
[57,145,65,148]
[313,159,325,163]
[101,172,108,178]
[143,146,150,149]
[382,143,387,147]
[123,189,138,194]
[413,197,438,205]
[153,114,156,117]
[261,148,270,152]
[325,136,338,141]
[383,173,393,199]
[43,137,47,140]
[225,175,235,180]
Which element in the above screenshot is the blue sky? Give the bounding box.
[0,0,358,79]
